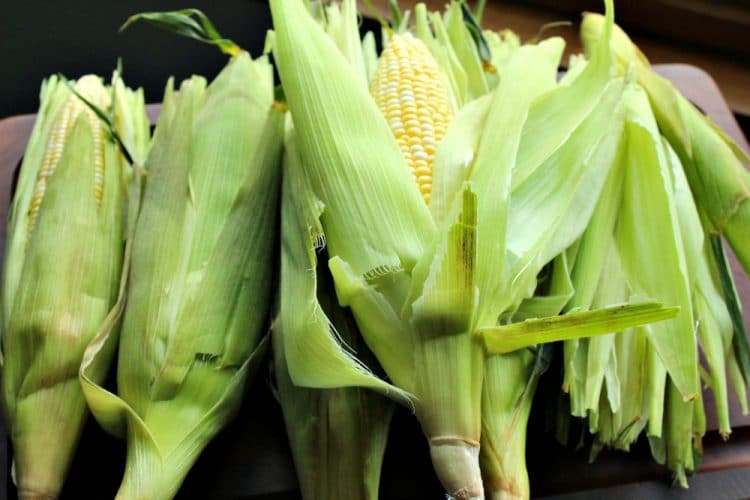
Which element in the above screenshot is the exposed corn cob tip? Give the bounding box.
[370,32,453,204]
[27,77,109,236]
[1,73,146,500]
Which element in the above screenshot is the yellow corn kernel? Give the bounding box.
[370,32,453,204]
[27,77,107,237]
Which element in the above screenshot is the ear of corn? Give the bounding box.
[275,138,394,499]
[1,74,147,499]
[443,3,489,100]
[274,113,400,499]
[270,0,484,494]
[79,52,284,500]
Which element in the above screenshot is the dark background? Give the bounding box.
[0,0,274,119]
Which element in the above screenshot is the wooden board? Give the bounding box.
[0,65,748,499]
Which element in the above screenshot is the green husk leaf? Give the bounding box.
[584,242,628,413]
[410,186,477,339]
[615,85,698,400]
[480,348,537,500]
[581,12,750,276]
[3,72,145,498]
[512,253,574,322]
[60,75,134,164]
[513,5,614,190]
[416,39,564,332]
[460,2,492,67]
[121,8,242,56]
[389,0,403,30]
[322,0,368,85]
[481,302,679,355]
[445,2,489,100]
[502,78,626,316]
[668,138,733,436]
[647,336,668,438]
[710,235,750,389]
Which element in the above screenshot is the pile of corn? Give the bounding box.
[0,1,747,499]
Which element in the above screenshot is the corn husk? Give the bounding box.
[581,13,750,277]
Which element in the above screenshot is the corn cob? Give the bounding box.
[1,74,147,500]
[79,52,284,500]
[370,32,453,204]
